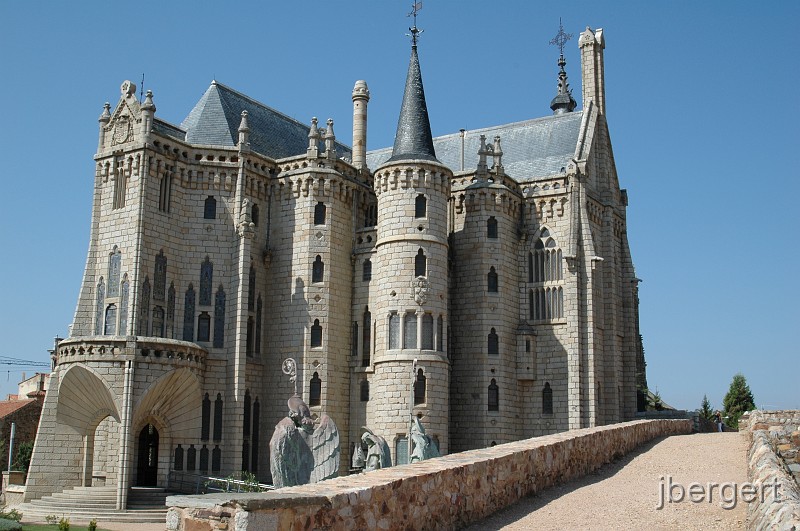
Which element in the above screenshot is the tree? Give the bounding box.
[723,373,755,429]
[699,394,714,421]
[13,441,34,478]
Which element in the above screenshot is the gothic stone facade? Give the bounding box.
[25,27,644,505]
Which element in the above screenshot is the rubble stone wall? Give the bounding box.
[166,419,690,531]
[741,410,800,530]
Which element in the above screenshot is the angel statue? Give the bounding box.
[409,417,440,463]
[269,394,340,488]
[361,427,392,471]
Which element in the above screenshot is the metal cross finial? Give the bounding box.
[407,2,424,46]
[549,18,573,56]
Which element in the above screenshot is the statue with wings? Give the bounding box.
[269,394,340,488]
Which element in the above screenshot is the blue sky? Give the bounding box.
[0,1,797,412]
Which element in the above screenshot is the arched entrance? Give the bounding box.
[137,424,159,486]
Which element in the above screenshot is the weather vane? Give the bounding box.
[407,2,424,46]
[549,17,573,56]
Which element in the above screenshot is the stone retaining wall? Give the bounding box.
[166,419,690,530]
[741,410,800,530]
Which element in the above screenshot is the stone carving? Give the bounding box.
[412,276,430,305]
[409,417,440,463]
[361,427,392,471]
[351,441,365,470]
[269,394,340,488]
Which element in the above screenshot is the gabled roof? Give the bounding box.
[0,398,38,419]
[180,81,352,161]
[368,111,583,182]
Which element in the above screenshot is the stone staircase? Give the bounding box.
[17,485,170,523]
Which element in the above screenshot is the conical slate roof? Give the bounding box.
[180,81,351,160]
[386,45,439,163]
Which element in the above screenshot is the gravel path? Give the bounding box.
[464,432,747,530]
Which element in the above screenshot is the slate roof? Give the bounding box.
[368,111,584,182]
[178,81,352,161]
[386,45,439,164]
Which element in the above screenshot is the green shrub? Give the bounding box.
[0,509,20,522]
[58,516,70,530]
[88,518,97,531]
[0,518,22,531]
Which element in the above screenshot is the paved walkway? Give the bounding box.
[464,432,747,530]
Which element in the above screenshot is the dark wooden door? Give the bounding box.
[137,424,159,486]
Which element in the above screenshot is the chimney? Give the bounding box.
[351,80,370,170]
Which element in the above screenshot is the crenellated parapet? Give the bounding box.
[56,336,207,371]
[372,162,450,196]
[453,186,521,217]
[270,169,362,204]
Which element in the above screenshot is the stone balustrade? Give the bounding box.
[166,419,690,530]
[56,336,207,370]
[741,410,800,529]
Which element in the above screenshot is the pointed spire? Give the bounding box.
[307,117,320,158]
[386,40,438,163]
[238,110,250,148]
[324,118,337,160]
[549,19,577,115]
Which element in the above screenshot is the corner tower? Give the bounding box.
[369,24,452,461]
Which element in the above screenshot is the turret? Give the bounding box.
[140,90,156,139]
[370,21,452,461]
[98,102,111,152]
[351,80,370,170]
[579,26,606,115]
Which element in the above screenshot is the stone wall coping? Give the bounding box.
[168,419,689,516]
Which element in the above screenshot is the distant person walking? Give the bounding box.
[715,411,723,432]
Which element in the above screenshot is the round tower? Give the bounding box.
[351,80,370,170]
[368,34,452,461]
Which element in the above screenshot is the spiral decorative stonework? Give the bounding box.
[282,357,298,396]
[412,276,430,305]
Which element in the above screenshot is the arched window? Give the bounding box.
[200,257,213,306]
[201,393,211,441]
[204,196,216,219]
[487,267,498,293]
[314,202,326,225]
[255,295,263,355]
[248,265,256,310]
[138,277,150,336]
[159,167,173,213]
[243,390,251,437]
[183,284,195,341]
[362,308,371,366]
[363,259,372,281]
[414,369,426,405]
[213,287,226,348]
[488,328,499,356]
[310,372,322,406]
[154,250,167,301]
[213,393,223,442]
[246,316,254,357]
[360,379,369,402]
[421,313,434,350]
[529,229,564,321]
[389,313,400,349]
[351,322,359,358]
[415,194,427,218]
[404,312,417,349]
[311,319,322,347]
[251,204,259,227]
[312,256,324,283]
[108,247,121,297]
[212,445,221,472]
[197,312,211,342]
[167,283,175,338]
[488,379,499,411]
[187,445,197,471]
[487,217,498,239]
[104,304,117,335]
[415,249,426,277]
[119,275,129,335]
[152,306,165,337]
[543,382,553,415]
[174,444,184,471]
[251,399,260,473]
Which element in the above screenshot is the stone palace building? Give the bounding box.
[25,25,646,506]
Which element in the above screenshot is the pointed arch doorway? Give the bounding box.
[137,424,159,486]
